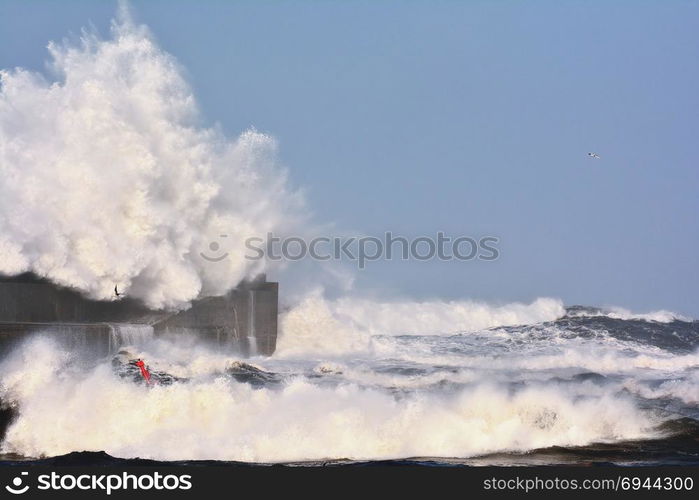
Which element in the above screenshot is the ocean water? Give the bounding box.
[0,300,697,466]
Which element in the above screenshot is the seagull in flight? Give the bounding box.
[587,152,601,159]
[114,284,124,298]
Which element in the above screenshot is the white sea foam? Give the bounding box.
[331,296,566,335]
[623,373,699,405]
[277,293,565,356]
[604,307,691,323]
[567,307,692,323]
[0,338,659,462]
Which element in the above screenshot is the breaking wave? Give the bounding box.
[277,293,565,356]
[565,306,692,324]
[0,296,696,464]
[0,337,659,462]
[0,9,304,309]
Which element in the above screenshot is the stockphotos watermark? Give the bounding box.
[3,470,192,495]
[200,232,500,269]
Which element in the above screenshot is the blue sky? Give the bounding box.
[1,1,697,315]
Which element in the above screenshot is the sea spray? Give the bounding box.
[0,11,305,309]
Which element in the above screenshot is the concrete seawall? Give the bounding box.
[152,278,278,356]
[0,273,278,357]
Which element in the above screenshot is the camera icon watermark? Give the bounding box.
[5,472,29,495]
[200,234,230,262]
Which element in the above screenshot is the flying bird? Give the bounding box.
[587,152,601,159]
[114,285,124,298]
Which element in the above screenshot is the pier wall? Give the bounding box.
[0,274,278,357]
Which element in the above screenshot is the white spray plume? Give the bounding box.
[0,11,305,309]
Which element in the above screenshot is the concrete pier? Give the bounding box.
[151,276,278,356]
[0,273,278,357]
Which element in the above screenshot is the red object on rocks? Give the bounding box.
[135,359,152,384]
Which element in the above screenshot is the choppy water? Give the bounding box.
[0,303,697,466]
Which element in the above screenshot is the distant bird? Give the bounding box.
[114,285,124,298]
[587,152,601,159]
